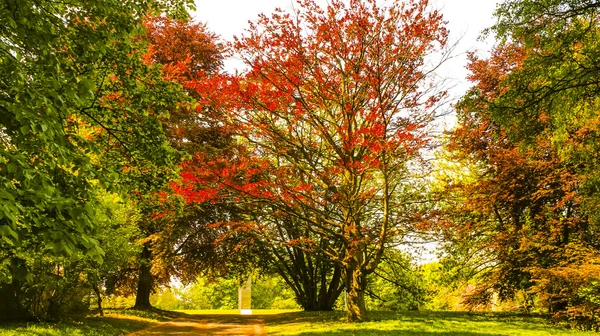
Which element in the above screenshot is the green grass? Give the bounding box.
[262,311,598,336]
[0,310,596,335]
[175,309,300,315]
[0,309,164,336]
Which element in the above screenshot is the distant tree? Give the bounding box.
[365,250,425,311]
[251,273,301,309]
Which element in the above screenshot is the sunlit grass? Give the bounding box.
[1,309,596,335]
[176,309,301,315]
[0,309,160,336]
[263,311,597,336]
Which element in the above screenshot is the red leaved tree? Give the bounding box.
[233,0,448,321]
[127,17,228,309]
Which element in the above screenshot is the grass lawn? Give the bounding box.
[0,310,596,335]
[175,309,300,315]
[261,311,597,336]
[0,309,167,336]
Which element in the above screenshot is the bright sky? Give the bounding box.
[192,0,501,99]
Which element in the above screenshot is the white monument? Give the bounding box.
[238,275,252,315]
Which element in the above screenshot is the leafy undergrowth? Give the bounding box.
[262,311,598,336]
[0,309,169,336]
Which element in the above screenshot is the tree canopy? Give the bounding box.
[232,0,448,321]
[439,0,600,328]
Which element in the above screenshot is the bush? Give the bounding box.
[529,247,600,331]
[0,255,91,320]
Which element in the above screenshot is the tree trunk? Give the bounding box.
[346,260,367,322]
[91,283,104,316]
[279,264,343,311]
[320,264,344,310]
[273,243,344,312]
[134,244,153,310]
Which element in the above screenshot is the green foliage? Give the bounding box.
[488,0,600,226]
[0,191,142,320]
[102,295,136,310]
[148,273,301,311]
[0,0,192,283]
[419,262,464,311]
[87,192,142,313]
[252,274,300,310]
[177,277,239,310]
[151,289,182,311]
[365,251,425,311]
[437,0,600,329]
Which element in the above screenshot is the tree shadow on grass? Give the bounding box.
[0,315,155,336]
[296,330,505,336]
[257,311,567,336]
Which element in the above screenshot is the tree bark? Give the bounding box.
[346,258,367,322]
[134,244,153,310]
[91,283,104,316]
[274,249,344,311]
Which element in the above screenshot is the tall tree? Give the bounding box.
[0,0,190,290]
[486,0,600,225]
[440,0,600,328]
[233,0,448,321]
[140,17,344,312]
[130,16,228,309]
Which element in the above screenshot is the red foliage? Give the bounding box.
[230,0,448,321]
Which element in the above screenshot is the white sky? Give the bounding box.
[192,0,501,99]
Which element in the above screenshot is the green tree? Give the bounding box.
[0,0,194,319]
[179,276,238,310]
[252,274,300,309]
[365,250,425,311]
[87,192,142,316]
[0,190,142,320]
[0,0,191,280]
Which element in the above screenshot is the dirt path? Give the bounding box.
[127,314,265,336]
